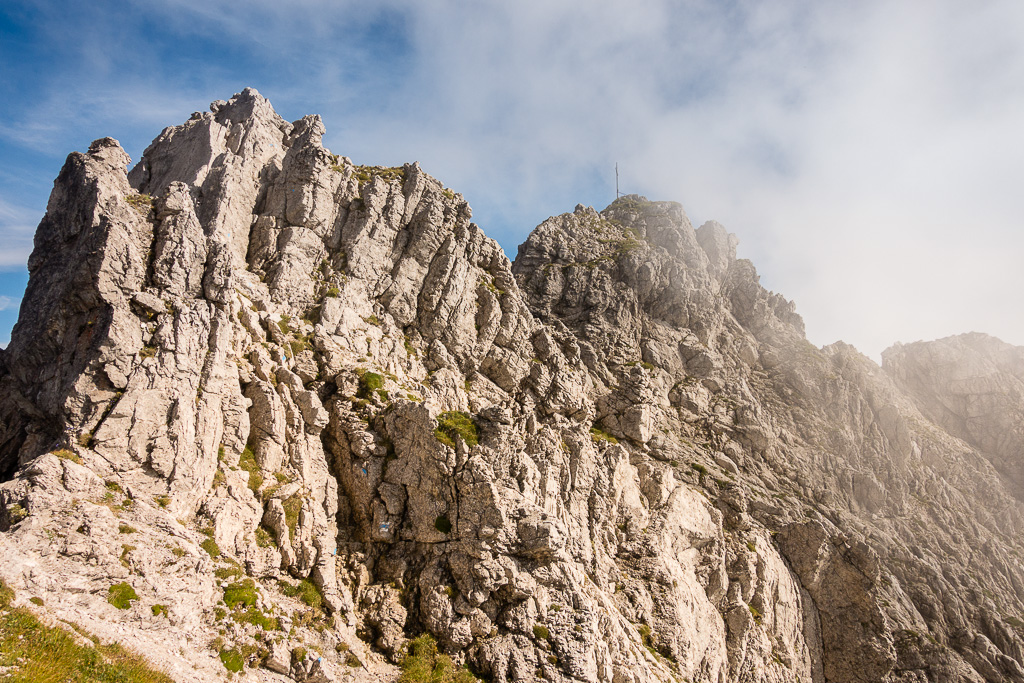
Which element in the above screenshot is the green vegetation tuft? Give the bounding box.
[404,337,418,358]
[232,605,279,631]
[223,579,258,610]
[0,578,13,608]
[255,525,274,548]
[282,494,303,538]
[357,369,385,399]
[352,165,405,186]
[590,426,618,444]
[279,578,323,610]
[434,515,452,534]
[214,565,243,581]
[238,446,263,493]
[107,582,139,610]
[7,503,29,524]
[151,604,168,617]
[125,193,154,215]
[197,528,220,557]
[433,411,478,448]
[533,624,551,641]
[398,634,479,683]
[52,448,83,465]
[219,647,244,672]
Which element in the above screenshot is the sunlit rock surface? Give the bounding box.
[1,88,1023,683]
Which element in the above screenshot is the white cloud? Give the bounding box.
[0,199,37,268]
[3,0,1023,359]
[0,296,18,311]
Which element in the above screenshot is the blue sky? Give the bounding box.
[2,1,1023,359]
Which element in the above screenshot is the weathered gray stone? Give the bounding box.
[0,89,1023,683]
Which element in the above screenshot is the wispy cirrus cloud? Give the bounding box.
[0,198,37,268]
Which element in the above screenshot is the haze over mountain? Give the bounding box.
[2,1,1024,357]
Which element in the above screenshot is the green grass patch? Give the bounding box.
[398,634,478,683]
[125,193,154,215]
[151,604,168,617]
[282,494,303,538]
[52,448,83,465]
[200,538,221,559]
[7,503,29,524]
[107,582,138,610]
[0,599,173,682]
[238,446,263,493]
[219,647,244,672]
[352,165,405,186]
[532,624,550,641]
[434,411,478,448]
[231,606,278,631]
[279,579,322,610]
[590,426,618,444]
[356,369,385,399]
[214,565,244,581]
[255,525,274,548]
[223,579,258,610]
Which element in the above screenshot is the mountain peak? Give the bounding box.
[1,91,1023,683]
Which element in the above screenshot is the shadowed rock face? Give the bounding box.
[0,89,1023,683]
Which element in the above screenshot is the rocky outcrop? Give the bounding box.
[883,333,1024,496]
[1,89,1023,683]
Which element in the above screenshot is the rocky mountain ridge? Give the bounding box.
[0,88,1022,683]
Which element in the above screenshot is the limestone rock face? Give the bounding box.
[883,333,1024,495]
[1,89,1024,683]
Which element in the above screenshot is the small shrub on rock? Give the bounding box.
[108,582,138,610]
[398,634,478,683]
[223,579,258,609]
[434,412,478,448]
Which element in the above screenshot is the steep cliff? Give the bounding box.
[1,89,1022,683]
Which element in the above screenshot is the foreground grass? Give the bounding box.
[0,578,172,683]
